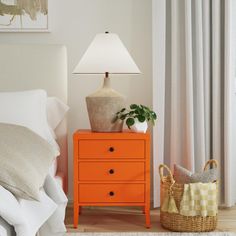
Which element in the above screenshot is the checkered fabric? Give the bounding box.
[180,182,218,217]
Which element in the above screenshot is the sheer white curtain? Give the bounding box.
[153,0,234,207]
[230,0,236,207]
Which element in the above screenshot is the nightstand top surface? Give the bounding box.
[73,129,150,139]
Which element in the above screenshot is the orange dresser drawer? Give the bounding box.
[78,162,145,181]
[78,140,144,159]
[79,183,145,203]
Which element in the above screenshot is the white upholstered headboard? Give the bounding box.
[0,44,68,193]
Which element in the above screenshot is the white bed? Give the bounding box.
[0,44,68,236]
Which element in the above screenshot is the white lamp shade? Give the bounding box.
[73,33,141,74]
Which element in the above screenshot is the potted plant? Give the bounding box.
[114,104,157,133]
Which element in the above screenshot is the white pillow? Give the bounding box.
[49,159,58,176]
[46,98,68,176]
[46,97,69,131]
[0,90,58,152]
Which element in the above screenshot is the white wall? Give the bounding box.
[0,0,152,200]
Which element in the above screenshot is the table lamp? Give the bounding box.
[73,32,140,132]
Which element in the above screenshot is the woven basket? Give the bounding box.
[159,160,218,232]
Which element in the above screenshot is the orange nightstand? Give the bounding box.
[73,129,151,228]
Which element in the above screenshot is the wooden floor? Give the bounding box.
[66,205,236,233]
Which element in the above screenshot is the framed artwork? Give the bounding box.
[0,0,49,32]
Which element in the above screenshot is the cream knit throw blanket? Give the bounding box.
[0,123,58,200]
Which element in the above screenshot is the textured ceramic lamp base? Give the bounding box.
[86,76,126,132]
[86,96,125,132]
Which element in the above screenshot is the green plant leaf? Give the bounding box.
[142,105,149,110]
[120,108,126,112]
[111,116,118,123]
[152,112,157,119]
[140,109,145,115]
[130,104,138,109]
[120,114,127,120]
[126,118,135,128]
[137,115,146,122]
[135,107,142,115]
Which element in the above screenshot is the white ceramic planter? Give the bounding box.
[130,119,148,133]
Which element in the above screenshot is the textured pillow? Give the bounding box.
[174,164,217,184]
[46,97,69,131]
[0,123,59,200]
[0,90,59,153]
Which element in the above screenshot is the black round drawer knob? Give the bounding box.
[109,147,115,152]
[109,169,115,174]
[109,191,115,196]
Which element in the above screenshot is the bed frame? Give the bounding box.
[0,44,68,193]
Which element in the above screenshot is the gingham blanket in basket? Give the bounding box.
[180,182,218,217]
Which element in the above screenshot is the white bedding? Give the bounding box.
[0,44,68,236]
[0,217,15,236]
[0,175,67,236]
